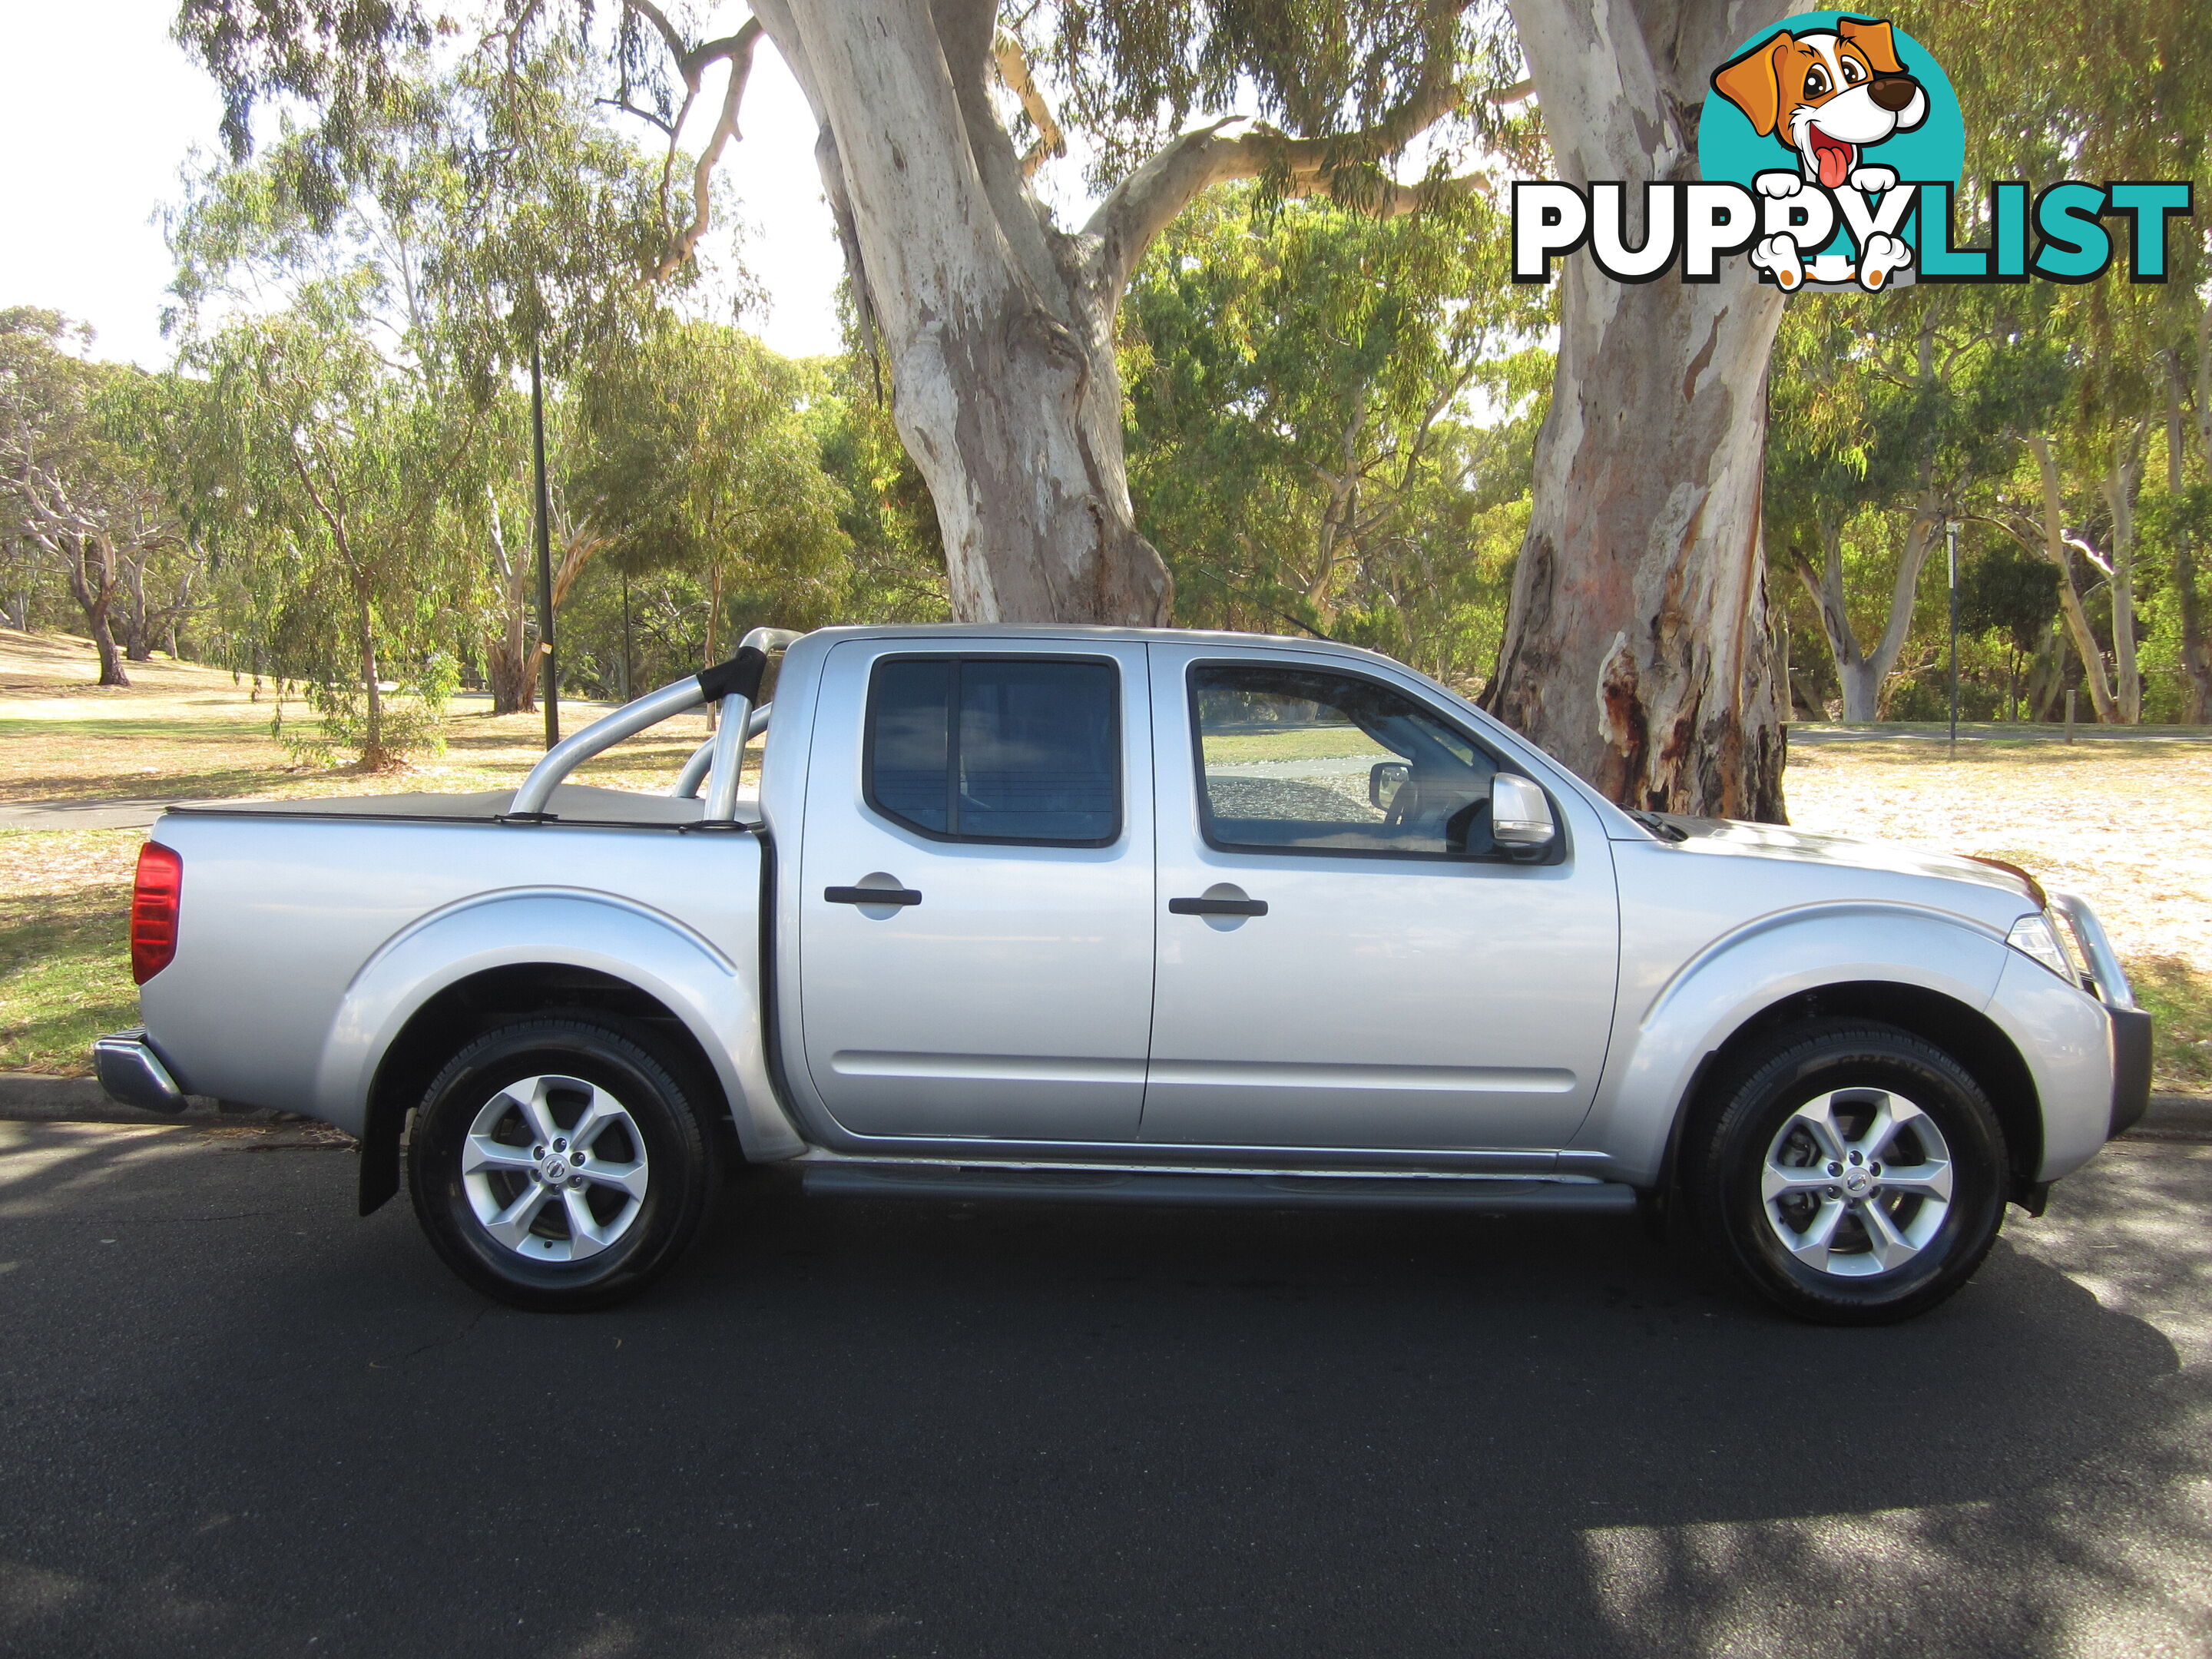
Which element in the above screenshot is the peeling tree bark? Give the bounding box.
[753,0,1171,625]
[744,0,1472,628]
[1488,0,1790,820]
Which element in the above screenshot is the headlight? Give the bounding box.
[2006,912,2074,982]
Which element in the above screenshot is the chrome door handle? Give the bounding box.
[826,886,922,906]
[1169,896,1267,917]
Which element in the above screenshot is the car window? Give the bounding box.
[1190,664,1504,859]
[866,656,1121,845]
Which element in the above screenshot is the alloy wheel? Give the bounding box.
[1760,1088,1955,1278]
[459,1074,651,1263]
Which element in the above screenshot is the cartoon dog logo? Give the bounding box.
[1710,16,1928,291]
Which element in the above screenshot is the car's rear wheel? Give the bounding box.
[1687,1022,2008,1325]
[406,1018,721,1310]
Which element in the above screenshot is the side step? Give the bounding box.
[800,1163,1637,1215]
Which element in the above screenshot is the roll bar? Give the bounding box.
[508,627,804,822]
[671,704,770,800]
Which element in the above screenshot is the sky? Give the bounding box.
[0,0,850,366]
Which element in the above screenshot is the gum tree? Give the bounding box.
[0,310,187,687]
[180,286,470,767]
[182,0,1805,810]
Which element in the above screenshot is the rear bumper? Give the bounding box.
[92,1029,189,1114]
[2108,1006,2154,1139]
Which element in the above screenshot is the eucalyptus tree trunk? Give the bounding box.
[749,0,1471,627]
[2173,343,2212,722]
[354,588,386,766]
[2028,432,2118,724]
[2100,427,2146,724]
[752,0,1170,625]
[59,531,130,688]
[1791,506,1939,723]
[1489,0,1790,819]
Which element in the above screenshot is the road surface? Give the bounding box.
[1,1120,2206,1657]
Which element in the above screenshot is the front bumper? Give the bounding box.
[2046,891,2151,1141]
[92,1028,188,1114]
[2108,1007,2154,1138]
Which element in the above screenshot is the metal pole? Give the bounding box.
[1946,520,1960,759]
[2065,687,2077,743]
[621,573,632,704]
[531,337,558,750]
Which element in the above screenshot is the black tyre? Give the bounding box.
[1686,1022,2008,1326]
[406,1018,722,1311]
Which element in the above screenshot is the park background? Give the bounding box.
[0,0,2206,1089]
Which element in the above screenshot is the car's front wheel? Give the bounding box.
[406,1018,721,1310]
[1687,1022,2008,1325]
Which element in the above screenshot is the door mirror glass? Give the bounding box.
[1489,774,1557,849]
[1368,761,1412,810]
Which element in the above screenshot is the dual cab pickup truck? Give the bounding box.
[96,624,2151,1323]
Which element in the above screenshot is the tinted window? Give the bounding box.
[867,657,1120,844]
[868,659,952,832]
[1192,664,1502,858]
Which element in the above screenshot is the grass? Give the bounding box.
[2,633,2207,1089]
[2129,957,2212,1091]
[0,830,141,1075]
[1784,730,2212,1093]
[1204,725,1395,764]
[0,626,720,803]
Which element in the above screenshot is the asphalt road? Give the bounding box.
[1,1124,2207,1658]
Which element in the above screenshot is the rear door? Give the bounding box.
[1143,644,1619,1151]
[795,638,1154,1143]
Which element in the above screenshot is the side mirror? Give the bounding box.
[1368,760,1412,809]
[1489,774,1556,849]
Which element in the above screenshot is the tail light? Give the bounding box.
[131,843,183,985]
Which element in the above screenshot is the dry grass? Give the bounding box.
[3,633,2207,1088]
[0,829,141,1076]
[0,627,718,803]
[1786,731,2212,1092]
[1786,734,2212,969]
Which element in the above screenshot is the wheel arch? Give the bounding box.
[359,962,746,1216]
[335,890,804,1218]
[1663,980,2044,1206]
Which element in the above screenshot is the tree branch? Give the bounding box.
[992,33,1065,179]
[651,17,764,281]
[624,0,692,68]
[1081,41,1483,305]
[600,95,677,139]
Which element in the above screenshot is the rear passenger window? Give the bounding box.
[865,657,1121,845]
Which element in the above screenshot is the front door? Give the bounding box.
[796,639,1154,1143]
[1144,646,1619,1151]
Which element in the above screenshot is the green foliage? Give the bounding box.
[177,284,472,765]
[0,310,197,674]
[1014,0,1532,187]
[1960,540,2060,654]
[572,323,847,621]
[1121,185,1548,684]
[169,39,691,396]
